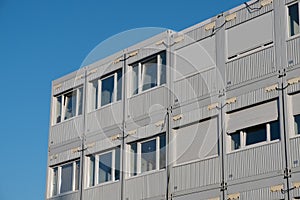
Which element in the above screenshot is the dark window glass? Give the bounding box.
[89,156,95,187]
[245,124,267,146]
[270,120,280,140]
[288,3,300,36]
[142,57,157,91]
[101,76,114,106]
[115,148,120,180]
[91,80,98,110]
[117,70,122,101]
[160,52,167,85]
[141,139,156,173]
[159,134,166,169]
[52,167,58,196]
[64,91,77,120]
[75,161,80,190]
[130,143,137,176]
[56,96,62,123]
[132,65,139,95]
[294,115,300,135]
[78,88,83,115]
[99,152,112,184]
[231,132,240,150]
[60,163,73,193]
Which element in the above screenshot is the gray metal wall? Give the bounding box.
[46,0,300,199]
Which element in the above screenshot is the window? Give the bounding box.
[130,52,166,95]
[50,160,80,197]
[288,3,300,37]
[226,12,273,59]
[53,87,83,124]
[90,69,122,110]
[128,134,166,177]
[230,121,280,151]
[294,115,300,135]
[87,148,120,187]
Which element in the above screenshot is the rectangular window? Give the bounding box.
[53,87,83,124]
[142,57,158,91]
[130,52,166,95]
[231,132,241,151]
[288,3,300,37]
[99,152,113,184]
[51,167,58,196]
[141,139,157,173]
[230,121,280,151]
[101,75,115,107]
[128,133,166,177]
[132,64,139,95]
[49,160,80,197]
[294,115,300,135]
[87,147,120,187]
[89,156,95,187]
[245,124,267,146]
[89,69,122,110]
[91,80,99,110]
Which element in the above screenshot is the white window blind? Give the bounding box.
[175,117,218,165]
[226,12,273,58]
[227,100,278,133]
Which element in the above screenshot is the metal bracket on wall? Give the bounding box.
[220,181,228,192]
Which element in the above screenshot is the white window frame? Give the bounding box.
[53,86,83,125]
[126,134,166,178]
[86,148,120,188]
[89,69,122,111]
[287,1,300,39]
[129,52,166,96]
[49,160,80,197]
[229,121,280,152]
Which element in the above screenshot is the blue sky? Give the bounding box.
[0,0,246,199]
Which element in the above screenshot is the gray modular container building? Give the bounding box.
[45,0,300,199]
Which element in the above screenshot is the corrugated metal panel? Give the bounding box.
[172,105,218,128]
[174,25,215,50]
[49,148,81,166]
[287,36,300,68]
[226,47,276,87]
[127,48,164,65]
[83,182,121,200]
[85,135,121,155]
[227,142,283,181]
[172,157,221,193]
[86,102,123,134]
[290,137,300,168]
[47,191,79,200]
[238,186,285,199]
[174,68,217,104]
[50,116,84,145]
[87,62,123,82]
[226,12,273,58]
[175,117,219,165]
[175,36,216,80]
[126,122,167,144]
[288,80,300,94]
[172,189,221,200]
[125,170,167,200]
[226,87,279,112]
[128,86,168,120]
[225,2,273,29]
[53,74,85,96]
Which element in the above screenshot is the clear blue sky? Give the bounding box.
[0,0,246,199]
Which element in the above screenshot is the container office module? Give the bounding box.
[46,0,300,199]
